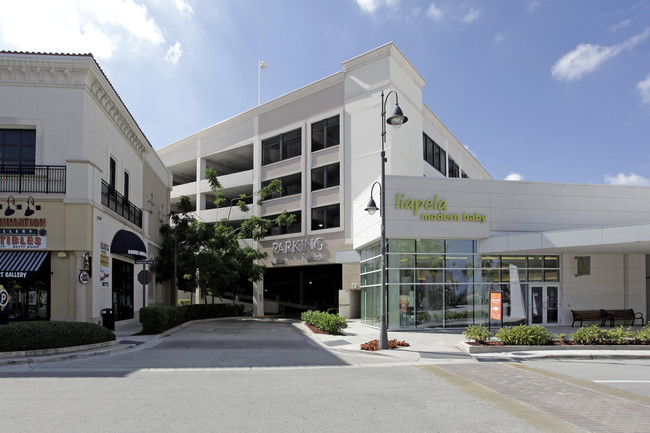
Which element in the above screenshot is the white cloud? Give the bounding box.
[637,74,650,104]
[461,7,481,23]
[165,41,183,64]
[494,32,505,45]
[505,172,524,181]
[605,173,650,186]
[173,0,194,16]
[551,28,650,81]
[355,0,399,14]
[426,3,443,20]
[610,19,632,32]
[527,1,540,12]
[0,0,168,60]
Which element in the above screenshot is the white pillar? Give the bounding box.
[253,280,264,317]
[74,251,87,321]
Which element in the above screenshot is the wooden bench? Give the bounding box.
[571,309,605,327]
[603,309,644,327]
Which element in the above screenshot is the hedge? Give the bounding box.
[0,321,116,352]
[139,303,245,334]
[301,310,348,335]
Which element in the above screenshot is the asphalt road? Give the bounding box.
[2,319,650,432]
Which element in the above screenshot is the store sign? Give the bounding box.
[99,242,110,288]
[0,224,47,250]
[395,193,487,224]
[490,292,502,321]
[272,237,324,255]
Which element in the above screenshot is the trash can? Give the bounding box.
[101,308,114,331]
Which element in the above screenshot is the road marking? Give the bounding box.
[595,380,650,383]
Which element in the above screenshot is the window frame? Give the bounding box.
[262,128,302,166]
[311,115,340,152]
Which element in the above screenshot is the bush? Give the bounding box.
[0,321,116,352]
[139,303,245,334]
[463,325,493,344]
[632,325,650,344]
[360,339,410,351]
[571,325,604,344]
[301,310,348,335]
[496,325,552,345]
[601,326,632,345]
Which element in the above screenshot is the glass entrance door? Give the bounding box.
[530,285,559,325]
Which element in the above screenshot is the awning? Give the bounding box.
[0,251,49,278]
[110,230,147,259]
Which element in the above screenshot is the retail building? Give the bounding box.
[159,42,650,328]
[0,52,172,324]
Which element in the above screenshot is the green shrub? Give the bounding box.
[301,310,348,335]
[139,303,245,334]
[601,326,632,345]
[552,333,570,344]
[0,321,115,352]
[632,325,650,344]
[463,325,492,344]
[496,325,552,345]
[571,325,604,344]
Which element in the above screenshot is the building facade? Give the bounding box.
[159,43,650,328]
[0,52,172,324]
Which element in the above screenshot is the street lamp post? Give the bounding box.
[365,90,408,350]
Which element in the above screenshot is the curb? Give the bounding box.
[458,341,650,359]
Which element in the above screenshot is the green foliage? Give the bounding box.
[301,310,348,335]
[571,325,604,344]
[139,303,245,334]
[496,325,552,345]
[553,333,570,344]
[0,321,115,352]
[571,325,634,345]
[632,325,650,344]
[462,325,493,344]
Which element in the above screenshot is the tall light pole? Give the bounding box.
[258,60,267,105]
[364,90,408,350]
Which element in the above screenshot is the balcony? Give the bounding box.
[101,179,142,228]
[0,165,66,193]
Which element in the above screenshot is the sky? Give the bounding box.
[1,0,649,186]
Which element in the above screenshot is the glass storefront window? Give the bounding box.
[359,239,559,330]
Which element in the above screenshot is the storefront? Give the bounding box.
[0,251,51,320]
[354,176,650,329]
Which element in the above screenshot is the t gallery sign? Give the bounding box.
[395,193,487,224]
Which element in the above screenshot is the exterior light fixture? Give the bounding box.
[4,196,16,216]
[365,89,408,350]
[24,196,40,216]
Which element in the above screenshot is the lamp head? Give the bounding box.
[365,197,378,215]
[386,104,408,129]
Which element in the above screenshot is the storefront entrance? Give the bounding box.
[112,259,134,321]
[529,285,560,325]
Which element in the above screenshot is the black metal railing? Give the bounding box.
[101,179,142,228]
[0,165,66,193]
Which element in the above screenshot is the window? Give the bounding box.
[262,173,302,198]
[311,163,340,191]
[448,157,459,178]
[312,115,340,152]
[262,128,301,165]
[267,211,301,236]
[461,170,469,179]
[423,133,446,176]
[109,157,116,188]
[124,171,130,201]
[0,129,36,167]
[311,204,340,230]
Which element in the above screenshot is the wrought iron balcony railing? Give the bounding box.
[101,179,142,228]
[0,165,66,193]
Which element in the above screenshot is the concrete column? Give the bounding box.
[74,251,87,321]
[253,280,264,317]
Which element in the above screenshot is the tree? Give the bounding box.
[154,168,295,303]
